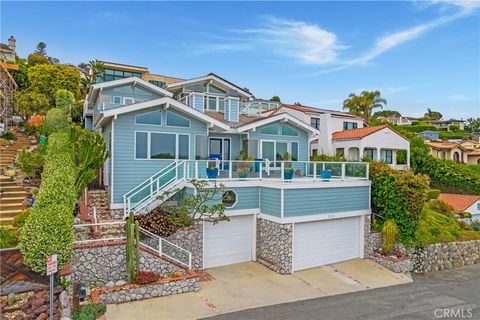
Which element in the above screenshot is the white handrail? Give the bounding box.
[124,161,177,198]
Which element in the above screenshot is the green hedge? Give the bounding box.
[415,156,480,195]
[44,108,71,135]
[370,161,429,246]
[20,131,77,274]
[401,125,438,133]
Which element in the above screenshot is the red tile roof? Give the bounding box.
[438,193,480,212]
[331,125,410,142]
[426,142,467,151]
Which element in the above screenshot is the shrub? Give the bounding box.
[72,303,106,320]
[20,131,77,274]
[471,221,480,232]
[370,161,429,246]
[0,131,17,141]
[15,147,46,179]
[427,189,441,200]
[382,220,398,255]
[429,199,454,216]
[134,271,161,285]
[12,209,31,228]
[55,89,76,112]
[44,108,71,135]
[0,227,18,248]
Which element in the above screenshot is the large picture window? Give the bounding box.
[135,132,189,160]
[261,140,300,164]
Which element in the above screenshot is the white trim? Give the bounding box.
[291,222,295,272]
[98,96,229,131]
[166,74,252,98]
[202,221,205,270]
[252,213,257,261]
[186,179,370,190]
[280,189,284,218]
[110,203,124,209]
[222,189,238,209]
[258,209,370,224]
[359,215,365,258]
[224,209,260,216]
[236,113,317,134]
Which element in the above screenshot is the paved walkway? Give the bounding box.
[105,259,412,320]
[207,264,480,320]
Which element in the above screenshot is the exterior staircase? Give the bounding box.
[0,132,32,225]
[123,161,187,218]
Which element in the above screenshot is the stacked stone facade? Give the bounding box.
[87,189,111,221]
[167,222,203,270]
[256,218,293,274]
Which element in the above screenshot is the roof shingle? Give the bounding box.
[438,193,480,212]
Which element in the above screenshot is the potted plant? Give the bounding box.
[206,161,219,179]
[235,151,251,179]
[283,152,294,180]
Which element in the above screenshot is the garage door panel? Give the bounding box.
[204,215,254,268]
[293,217,360,271]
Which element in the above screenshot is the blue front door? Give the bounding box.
[209,138,230,170]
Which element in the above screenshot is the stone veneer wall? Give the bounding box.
[411,240,480,273]
[166,221,203,270]
[370,253,413,273]
[363,215,379,256]
[110,208,124,220]
[72,241,187,285]
[256,218,293,274]
[87,190,110,221]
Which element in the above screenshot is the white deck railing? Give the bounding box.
[139,227,192,269]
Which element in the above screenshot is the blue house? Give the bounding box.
[84,74,372,273]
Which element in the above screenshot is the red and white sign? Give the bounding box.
[46,255,58,275]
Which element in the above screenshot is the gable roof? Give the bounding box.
[276,104,363,120]
[96,96,230,131]
[87,77,173,103]
[235,112,317,134]
[438,193,480,212]
[332,125,410,142]
[165,73,252,98]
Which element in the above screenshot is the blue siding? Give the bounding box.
[248,123,309,161]
[112,106,208,204]
[193,94,204,113]
[225,98,239,123]
[202,187,259,211]
[283,187,369,217]
[260,187,281,217]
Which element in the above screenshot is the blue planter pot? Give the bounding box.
[254,159,262,172]
[320,170,332,179]
[206,168,219,179]
[284,168,294,180]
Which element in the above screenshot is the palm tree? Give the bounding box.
[343,90,387,124]
[80,60,105,96]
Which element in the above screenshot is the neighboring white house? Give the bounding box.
[438,193,480,222]
[268,104,365,155]
[376,116,415,126]
[330,125,411,170]
[0,36,16,62]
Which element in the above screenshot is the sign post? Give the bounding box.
[46,255,58,320]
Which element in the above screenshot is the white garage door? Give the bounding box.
[204,215,254,269]
[293,216,361,271]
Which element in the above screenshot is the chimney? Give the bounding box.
[8,36,16,52]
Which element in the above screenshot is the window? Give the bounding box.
[281,124,298,136]
[207,96,217,110]
[135,132,189,160]
[477,203,480,210]
[208,85,226,95]
[311,117,320,130]
[276,142,288,161]
[336,148,345,157]
[195,135,208,160]
[135,132,148,159]
[124,97,135,105]
[343,122,358,130]
[382,150,393,164]
[364,148,374,160]
[291,142,299,161]
[148,80,166,88]
[166,111,190,127]
[260,125,279,135]
[218,98,225,111]
[100,68,142,82]
[222,190,237,208]
[112,96,122,104]
[136,111,161,125]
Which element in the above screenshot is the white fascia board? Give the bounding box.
[100,96,230,131]
[166,75,252,98]
[90,77,173,97]
[235,113,317,134]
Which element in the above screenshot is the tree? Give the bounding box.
[11,64,30,90]
[373,110,401,118]
[27,53,51,66]
[34,42,47,56]
[14,91,51,120]
[423,108,442,120]
[343,90,387,124]
[80,60,104,96]
[465,118,480,132]
[28,64,81,103]
[55,89,76,116]
[270,96,281,102]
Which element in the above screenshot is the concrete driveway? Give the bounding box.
[105,259,412,320]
